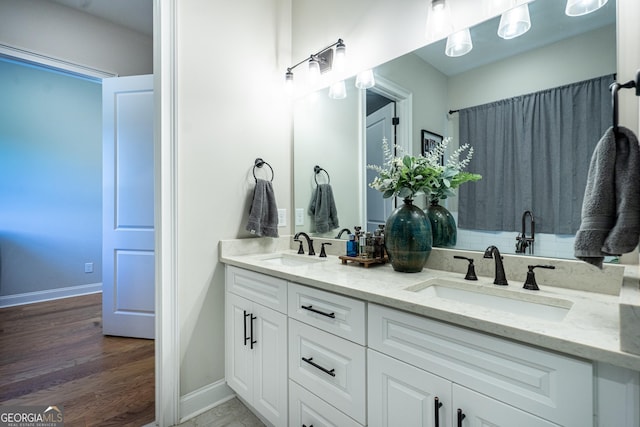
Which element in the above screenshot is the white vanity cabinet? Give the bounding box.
[368,303,593,427]
[287,282,367,426]
[225,266,288,426]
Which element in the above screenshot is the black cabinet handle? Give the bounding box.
[434,397,443,427]
[457,408,466,427]
[250,314,257,349]
[243,311,251,346]
[301,357,336,377]
[302,425,313,427]
[301,305,335,318]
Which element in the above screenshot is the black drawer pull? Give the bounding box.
[301,357,336,377]
[434,397,443,427]
[302,425,313,427]
[301,305,335,318]
[457,408,466,427]
[250,314,257,349]
[243,311,251,346]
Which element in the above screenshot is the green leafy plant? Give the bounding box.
[368,137,481,202]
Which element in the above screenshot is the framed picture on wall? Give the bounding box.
[421,129,444,165]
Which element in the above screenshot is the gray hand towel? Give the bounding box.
[574,126,640,268]
[246,178,279,238]
[308,183,339,233]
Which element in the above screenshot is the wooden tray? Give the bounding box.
[338,255,388,268]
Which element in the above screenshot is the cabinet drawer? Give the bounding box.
[368,304,592,427]
[226,265,287,313]
[289,380,363,427]
[289,319,366,424]
[288,282,366,345]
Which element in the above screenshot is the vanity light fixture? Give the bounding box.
[497,3,531,40]
[445,28,473,57]
[425,0,454,42]
[565,0,608,16]
[328,80,347,99]
[355,69,375,89]
[284,38,346,92]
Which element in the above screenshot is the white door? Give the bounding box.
[366,101,395,231]
[102,74,155,339]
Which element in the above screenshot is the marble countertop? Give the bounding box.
[219,237,640,372]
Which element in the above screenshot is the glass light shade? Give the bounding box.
[355,69,375,89]
[445,28,473,57]
[425,0,454,42]
[308,57,321,83]
[284,70,294,95]
[498,3,531,40]
[334,41,346,72]
[565,0,608,16]
[328,80,347,99]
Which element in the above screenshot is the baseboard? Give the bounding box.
[179,379,234,423]
[0,283,102,308]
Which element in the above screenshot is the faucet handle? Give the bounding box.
[294,239,304,254]
[523,265,555,291]
[320,242,332,258]
[453,256,478,281]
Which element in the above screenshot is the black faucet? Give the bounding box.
[335,228,352,239]
[483,245,508,286]
[294,232,315,256]
[515,210,535,254]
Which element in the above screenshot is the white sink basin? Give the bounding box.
[405,279,572,322]
[260,253,327,267]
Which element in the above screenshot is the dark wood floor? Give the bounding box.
[0,293,155,426]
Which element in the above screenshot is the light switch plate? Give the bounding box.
[295,208,304,226]
[278,208,287,227]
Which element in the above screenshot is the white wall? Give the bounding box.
[0,0,152,76]
[175,0,292,395]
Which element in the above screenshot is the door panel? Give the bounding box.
[102,74,154,339]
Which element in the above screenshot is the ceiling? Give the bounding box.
[48,0,153,37]
[415,0,616,76]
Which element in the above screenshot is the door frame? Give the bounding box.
[358,75,413,227]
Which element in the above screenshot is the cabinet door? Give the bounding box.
[368,349,451,427]
[452,385,559,427]
[225,292,254,402]
[252,302,288,427]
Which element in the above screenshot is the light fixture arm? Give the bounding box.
[285,38,345,73]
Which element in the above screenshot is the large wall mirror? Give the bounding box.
[293,0,616,259]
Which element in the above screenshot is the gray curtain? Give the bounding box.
[458,74,614,234]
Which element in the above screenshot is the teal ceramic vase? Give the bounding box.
[385,199,432,273]
[427,200,457,247]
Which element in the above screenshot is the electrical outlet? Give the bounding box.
[295,208,304,226]
[84,262,94,273]
[278,208,287,227]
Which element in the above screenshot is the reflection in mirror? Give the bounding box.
[293,0,616,259]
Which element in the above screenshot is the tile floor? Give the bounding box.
[175,398,265,427]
